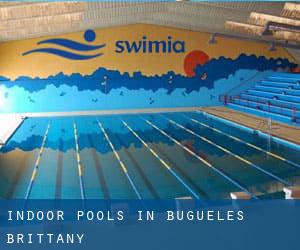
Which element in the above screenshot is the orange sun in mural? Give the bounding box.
[184,50,210,77]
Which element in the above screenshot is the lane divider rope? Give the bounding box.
[73,123,86,200]
[143,118,257,199]
[187,113,300,170]
[164,116,290,187]
[122,120,200,199]
[198,109,300,160]
[25,123,50,200]
[98,121,142,199]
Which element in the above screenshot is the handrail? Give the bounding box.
[220,94,300,123]
[234,96,299,111]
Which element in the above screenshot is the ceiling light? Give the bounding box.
[249,12,300,27]
[273,30,300,43]
[225,21,264,36]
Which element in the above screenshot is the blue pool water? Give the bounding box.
[1,111,300,199]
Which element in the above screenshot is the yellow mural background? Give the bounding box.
[0,23,296,80]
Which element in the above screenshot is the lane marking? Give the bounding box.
[165,117,290,186]
[122,120,200,199]
[186,113,300,169]
[97,121,142,199]
[73,123,86,200]
[143,118,257,199]
[25,123,50,199]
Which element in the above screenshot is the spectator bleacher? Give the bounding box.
[223,73,300,125]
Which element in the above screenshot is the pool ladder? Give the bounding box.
[254,118,274,153]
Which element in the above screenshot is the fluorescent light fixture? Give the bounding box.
[249,12,300,27]
[281,3,300,19]
[225,21,264,36]
[273,30,300,43]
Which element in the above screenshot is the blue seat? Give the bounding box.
[232,99,298,118]
[267,76,300,83]
[253,85,300,96]
[227,103,294,124]
[269,72,300,80]
[225,73,300,125]
[259,80,300,90]
[239,93,300,110]
[246,90,300,103]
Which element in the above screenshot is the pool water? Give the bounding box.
[1,111,300,199]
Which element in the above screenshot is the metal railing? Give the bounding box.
[219,94,299,123]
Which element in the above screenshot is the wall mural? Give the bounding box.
[22,30,106,60]
[0,24,297,113]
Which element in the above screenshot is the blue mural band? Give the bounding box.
[0,55,295,95]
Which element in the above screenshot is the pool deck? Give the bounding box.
[20,107,200,118]
[1,106,299,147]
[0,114,25,149]
[200,106,300,146]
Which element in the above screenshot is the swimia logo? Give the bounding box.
[23,30,105,60]
[22,30,186,60]
[115,36,185,54]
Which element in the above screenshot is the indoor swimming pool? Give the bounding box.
[1,111,300,200]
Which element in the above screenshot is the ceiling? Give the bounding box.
[0,1,299,61]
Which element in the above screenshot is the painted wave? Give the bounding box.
[37,38,106,51]
[22,37,105,60]
[23,48,103,60]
